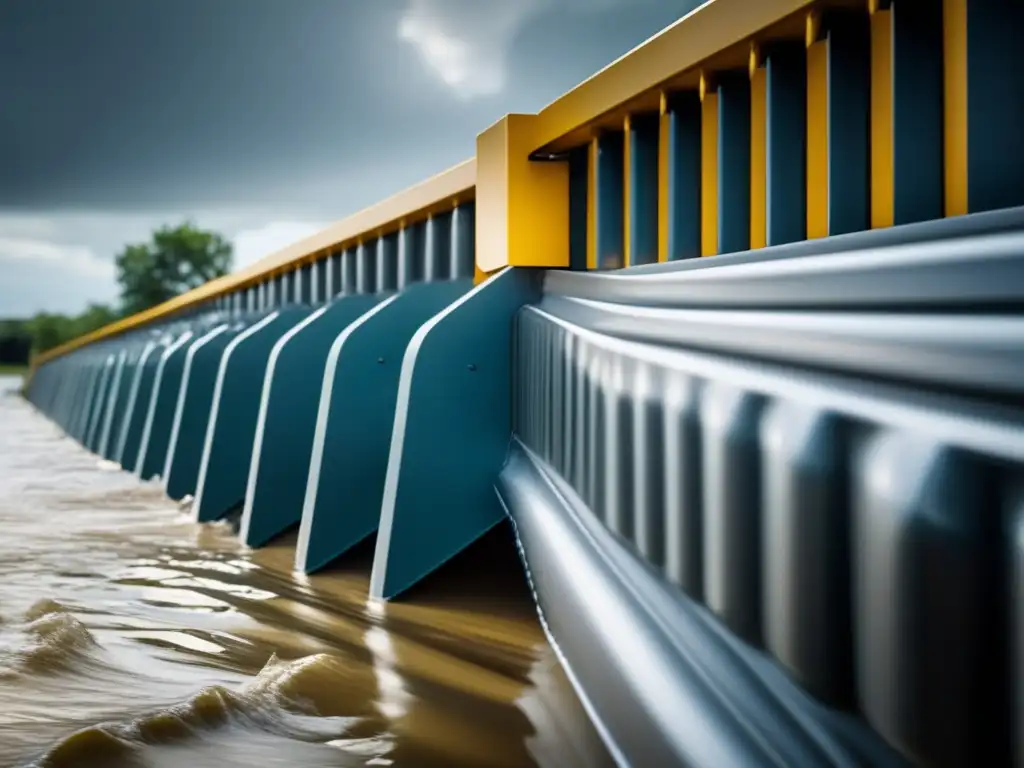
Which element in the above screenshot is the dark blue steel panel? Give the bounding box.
[967,0,1024,212]
[356,243,376,294]
[138,338,196,480]
[568,146,589,271]
[239,294,383,546]
[628,113,660,266]
[595,132,625,269]
[99,349,137,459]
[193,308,311,523]
[426,211,453,282]
[342,247,357,295]
[765,44,806,246]
[83,355,115,452]
[298,280,472,573]
[398,221,426,289]
[369,268,540,599]
[666,91,702,261]
[299,264,313,304]
[716,73,751,254]
[164,328,238,500]
[117,342,164,472]
[451,202,475,280]
[313,259,327,304]
[892,0,944,225]
[376,235,398,292]
[329,251,343,298]
[826,13,871,236]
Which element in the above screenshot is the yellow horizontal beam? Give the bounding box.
[530,0,817,154]
[242,158,476,278]
[33,159,476,366]
[39,0,842,368]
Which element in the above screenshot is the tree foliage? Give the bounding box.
[116,222,233,315]
[1,221,233,357]
[12,303,122,355]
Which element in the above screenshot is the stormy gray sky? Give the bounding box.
[0,0,700,316]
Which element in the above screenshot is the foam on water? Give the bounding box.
[0,377,611,768]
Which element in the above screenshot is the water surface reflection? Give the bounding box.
[0,376,610,767]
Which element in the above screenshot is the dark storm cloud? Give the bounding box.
[1,0,412,212]
[0,0,700,214]
[0,0,703,315]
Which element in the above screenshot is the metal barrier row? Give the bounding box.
[474,0,1024,275]
[19,2,1024,765]
[503,211,1024,766]
[27,0,1024,361]
[208,202,476,315]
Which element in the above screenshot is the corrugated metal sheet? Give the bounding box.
[506,224,1024,766]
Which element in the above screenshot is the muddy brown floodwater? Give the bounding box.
[0,376,612,768]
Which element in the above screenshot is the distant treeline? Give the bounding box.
[0,222,233,365]
[0,321,32,366]
[0,306,122,363]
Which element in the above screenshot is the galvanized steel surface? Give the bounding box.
[509,228,1024,766]
[498,442,906,768]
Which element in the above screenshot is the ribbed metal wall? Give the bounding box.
[511,210,1024,766]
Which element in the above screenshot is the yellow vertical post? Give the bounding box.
[943,0,968,217]
[474,113,569,273]
[749,45,767,250]
[623,115,633,267]
[658,93,671,262]
[700,73,719,257]
[870,7,894,229]
[587,137,598,269]
[806,11,830,239]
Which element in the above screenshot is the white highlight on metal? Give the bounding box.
[193,312,281,520]
[239,306,328,544]
[161,325,230,488]
[368,268,512,599]
[113,341,157,464]
[311,260,321,305]
[397,227,410,291]
[135,332,194,476]
[356,243,370,294]
[294,295,400,571]
[424,214,437,283]
[325,255,335,301]
[451,203,474,279]
[342,249,355,295]
[85,354,116,450]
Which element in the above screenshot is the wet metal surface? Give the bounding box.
[512,274,1024,766]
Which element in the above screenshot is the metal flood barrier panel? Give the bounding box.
[17,0,1024,762]
[19,211,1024,768]
[498,208,1024,767]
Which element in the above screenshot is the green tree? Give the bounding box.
[115,221,233,315]
[16,304,122,355]
[72,303,120,338]
[4,221,233,357]
[25,313,74,353]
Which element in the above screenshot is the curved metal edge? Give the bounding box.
[522,305,1024,464]
[611,205,1024,276]
[369,268,539,600]
[539,294,1024,398]
[497,440,907,768]
[30,162,476,368]
[544,226,1024,310]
